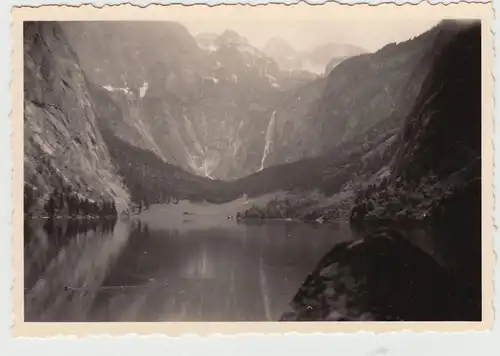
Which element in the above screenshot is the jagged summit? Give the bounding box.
[215,29,249,47]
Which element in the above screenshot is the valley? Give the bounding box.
[23,18,483,322]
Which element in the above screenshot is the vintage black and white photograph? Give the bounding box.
[19,3,488,326]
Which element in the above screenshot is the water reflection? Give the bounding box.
[86,220,350,322]
[24,216,129,322]
[24,210,352,322]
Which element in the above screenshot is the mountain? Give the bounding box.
[256,23,447,171]
[23,21,229,214]
[60,22,444,181]
[23,21,129,217]
[282,20,482,321]
[353,20,482,319]
[324,55,352,75]
[62,23,314,180]
[27,20,475,214]
[87,82,224,205]
[262,37,303,72]
[263,37,368,75]
[302,42,368,74]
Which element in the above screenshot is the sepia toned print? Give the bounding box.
[12,2,494,336]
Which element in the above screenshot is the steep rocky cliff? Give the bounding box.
[357,20,482,318]
[283,20,482,321]
[351,20,481,238]
[23,21,129,217]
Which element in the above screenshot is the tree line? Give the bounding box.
[24,183,117,219]
[100,129,201,208]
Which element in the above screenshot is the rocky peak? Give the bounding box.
[215,29,249,48]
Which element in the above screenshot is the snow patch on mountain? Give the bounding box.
[103,85,131,95]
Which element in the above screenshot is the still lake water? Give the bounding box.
[24,199,354,322]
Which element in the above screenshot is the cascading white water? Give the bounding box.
[258,111,277,172]
[139,82,149,99]
[182,114,217,179]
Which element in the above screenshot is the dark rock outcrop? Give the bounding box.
[281,229,456,321]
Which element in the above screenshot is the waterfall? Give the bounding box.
[182,114,217,179]
[139,82,149,99]
[259,111,277,172]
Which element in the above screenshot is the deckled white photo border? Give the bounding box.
[2,0,498,353]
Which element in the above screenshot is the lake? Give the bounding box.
[24,199,354,322]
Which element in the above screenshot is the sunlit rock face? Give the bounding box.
[23,21,129,214]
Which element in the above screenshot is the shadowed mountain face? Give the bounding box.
[283,20,482,321]
[394,21,482,319]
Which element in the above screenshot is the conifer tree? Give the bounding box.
[112,201,117,217]
[45,194,55,217]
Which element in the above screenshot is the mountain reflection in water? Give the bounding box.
[24,208,351,322]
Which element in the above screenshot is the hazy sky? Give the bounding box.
[141,4,441,52]
[182,19,439,53]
